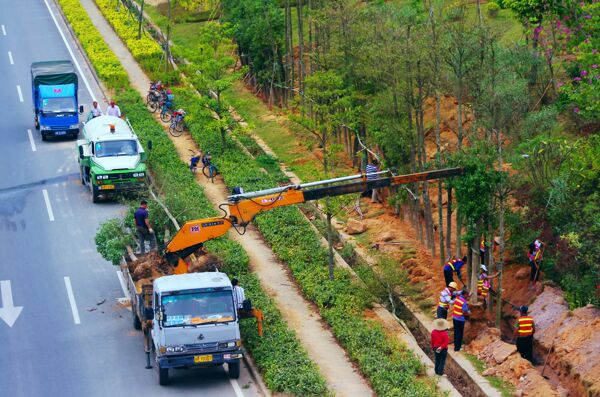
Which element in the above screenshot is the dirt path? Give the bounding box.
[76,2,373,395]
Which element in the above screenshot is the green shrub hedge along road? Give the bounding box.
[56,1,327,394]
[83,1,441,394]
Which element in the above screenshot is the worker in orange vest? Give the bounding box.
[452,289,471,352]
[477,264,499,308]
[514,306,535,364]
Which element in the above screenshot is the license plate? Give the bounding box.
[194,355,212,363]
[55,131,66,135]
[100,185,115,190]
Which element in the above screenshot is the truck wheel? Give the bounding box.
[158,366,169,385]
[41,133,47,141]
[79,167,86,185]
[228,361,240,379]
[132,303,142,330]
[91,185,100,203]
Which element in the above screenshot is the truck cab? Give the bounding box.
[77,116,147,203]
[151,272,243,385]
[31,60,82,140]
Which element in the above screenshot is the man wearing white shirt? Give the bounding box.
[232,278,245,310]
[106,100,121,117]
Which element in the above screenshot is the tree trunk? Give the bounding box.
[297,0,306,98]
[470,224,481,304]
[446,184,452,260]
[423,182,435,255]
[138,0,145,39]
[285,0,294,103]
[326,205,335,280]
[455,208,462,257]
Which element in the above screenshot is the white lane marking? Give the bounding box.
[228,376,244,397]
[42,189,55,221]
[43,0,95,101]
[0,280,24,328]
[64,277,81,325]
[1,25,5,36]
[27,129,37,152]
[8,51,13,65]
[16,85,23,102]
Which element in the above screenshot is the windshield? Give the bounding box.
[162,290,235,327]
[94,140,138,158]
[41,97,76,113]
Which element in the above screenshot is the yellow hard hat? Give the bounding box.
[449,282,458,289]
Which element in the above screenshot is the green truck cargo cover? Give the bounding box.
[31,60,78,86]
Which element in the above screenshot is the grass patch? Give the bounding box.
[464,353,516,397]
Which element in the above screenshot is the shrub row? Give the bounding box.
[175,90,439,397]
[93,0,180,84]
[57,2,327,394]
[57,0,128,89]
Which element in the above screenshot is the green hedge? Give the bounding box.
[94,0,179,84]
[57,2,327,394]
[57,0,128,89]
[175,90,439,397]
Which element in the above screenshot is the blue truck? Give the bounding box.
[31,60,83,141]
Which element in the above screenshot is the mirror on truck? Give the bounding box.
[79,105,84,114]
[78,145,84,160]
[147,140,153,151]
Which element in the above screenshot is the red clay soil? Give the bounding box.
[340,198,600,396]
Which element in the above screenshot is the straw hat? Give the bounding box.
[433,318,449,331]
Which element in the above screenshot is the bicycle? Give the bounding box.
[202,156,219,183]
[146,82,163,112]
[168,109,186,137]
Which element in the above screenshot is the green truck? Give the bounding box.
[77,115,147,202]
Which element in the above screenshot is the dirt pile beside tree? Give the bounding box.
[530,287,600,397]
[465,328,559,397]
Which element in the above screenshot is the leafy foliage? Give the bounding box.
[95,218,133,265]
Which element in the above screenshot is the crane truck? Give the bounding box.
[127,167,463,385]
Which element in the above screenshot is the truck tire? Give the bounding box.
[132,303,142,330]
[228,361,240,379]
[91,184,100,203]
[80,167,86,185]
[158,366,169,385]
[41,133,47,141]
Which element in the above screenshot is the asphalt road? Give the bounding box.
[0,1,261,396]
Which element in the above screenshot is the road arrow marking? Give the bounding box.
[0,280,23,327]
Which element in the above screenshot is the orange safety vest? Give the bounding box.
[477,274,489,297]
[517,316,534,336]
[453,296,467,319]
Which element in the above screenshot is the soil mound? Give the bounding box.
[465,328,559,396]
[530,287,600,397]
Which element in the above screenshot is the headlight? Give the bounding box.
[69,124,80,129]
[219,341,238,349]
[40,125,51,131]
[95,175,109,180]
[133,172,145,178]
[166,346,185,353]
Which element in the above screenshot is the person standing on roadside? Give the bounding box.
[134,200,156,254]
[452,289,471,352]
[437,282,458,319]
[106,100,121,118]
[431,318,450,376]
